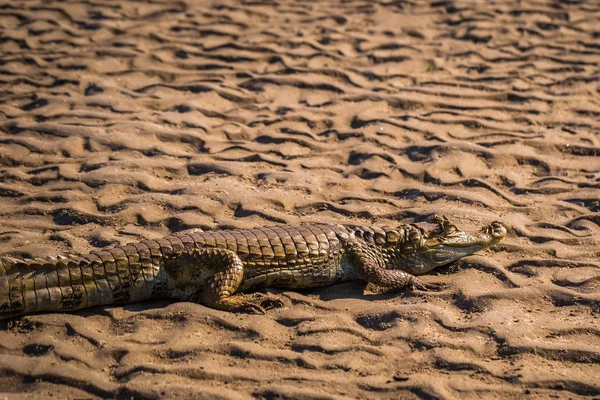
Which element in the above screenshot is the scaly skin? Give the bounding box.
[0,216,506,318]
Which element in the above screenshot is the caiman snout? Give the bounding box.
[486,221,507,241]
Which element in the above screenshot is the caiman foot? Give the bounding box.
[205,293,286,314]
[207,295,267,314]
[410,278,446,292]
[246,292,286,310]
[366,278,446,294]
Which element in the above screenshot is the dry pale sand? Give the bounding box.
[0,0,599,399]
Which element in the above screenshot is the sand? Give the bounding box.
[0,0,599,398]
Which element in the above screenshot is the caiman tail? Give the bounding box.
[0,245,167,319]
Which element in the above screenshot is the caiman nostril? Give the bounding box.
[489,222,507,239]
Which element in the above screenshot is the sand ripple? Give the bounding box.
[1,0,599,398]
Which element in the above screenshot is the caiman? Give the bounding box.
[0,216,506,319]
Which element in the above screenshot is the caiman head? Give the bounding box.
[387,215,506,275]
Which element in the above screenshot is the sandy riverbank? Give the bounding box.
[0,0,599,398]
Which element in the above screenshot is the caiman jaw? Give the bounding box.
[416,216,506,271]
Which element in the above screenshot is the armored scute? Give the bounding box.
[0,216,506,318]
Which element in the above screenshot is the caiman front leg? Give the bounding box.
[357,256,429,292]
[347,238,433,293]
